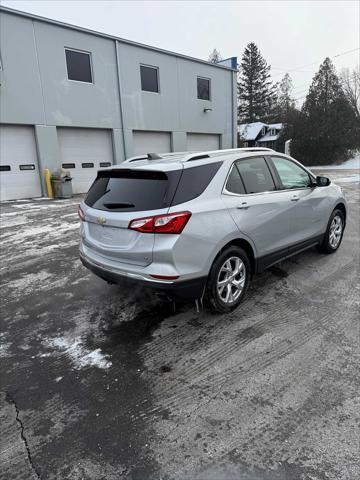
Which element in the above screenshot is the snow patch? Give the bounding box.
[311,154,360,170]
[46,336,112,370]
[335,174,360,183]
[0,341,12,358]
[1,270,53,294]
[1,222,79,245]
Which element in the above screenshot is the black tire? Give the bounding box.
[205,246,251,313]
[318,208,345,254]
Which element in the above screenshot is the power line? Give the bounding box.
[271,47,359,79]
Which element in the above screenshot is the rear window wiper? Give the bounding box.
[103,202,135,209]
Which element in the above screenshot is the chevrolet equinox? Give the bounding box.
[79,148,346,313]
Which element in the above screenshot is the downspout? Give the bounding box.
[115,40,127,160]
[232,69,237,148]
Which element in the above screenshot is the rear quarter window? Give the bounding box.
[171,162,221,205]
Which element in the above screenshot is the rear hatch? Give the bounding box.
[82,168,182,266]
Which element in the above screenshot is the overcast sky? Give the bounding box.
[2,0,359,103]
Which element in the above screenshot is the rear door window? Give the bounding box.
[85,169,181,212]
[236,157,275,194]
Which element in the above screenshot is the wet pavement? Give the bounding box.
[0,168,359,480]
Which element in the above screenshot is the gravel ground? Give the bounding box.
[0,168,359,480]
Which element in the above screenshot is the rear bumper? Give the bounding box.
[80,252,207,299]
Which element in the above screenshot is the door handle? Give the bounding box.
[291,196,299,202]
[237,202,250,210]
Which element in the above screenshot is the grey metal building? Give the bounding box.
[0,7,237,200]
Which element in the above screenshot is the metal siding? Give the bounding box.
[0,9,236,195]
[58,128,113,194]
[0,125,42,200]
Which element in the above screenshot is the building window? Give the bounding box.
[244,142,248,147]
[197,77,210,100]
[270,128,276,136]
[65,48,93,83]
[261,127,266,136]
[140,65,159,93]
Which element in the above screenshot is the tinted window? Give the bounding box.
[140,65,159,93]
[85,169,181,212]
[82,163,94,168]
[197,77,210,100]
[225,164,246,194]
[62,163,75,169]
[100,162,111,168]
[236,157,275,194]
[172,162,221,205]
[65,49,92,83]
[0,165,11,171]
[272,157,311,189]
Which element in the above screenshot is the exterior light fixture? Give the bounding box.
[203,108,213,113]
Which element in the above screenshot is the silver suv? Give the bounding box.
[79,148,347,313]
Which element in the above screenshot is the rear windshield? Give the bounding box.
[85,169,181,212]
[85,163,221,212]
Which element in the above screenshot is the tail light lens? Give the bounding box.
[129,211,191,234]
[78,205,85,222]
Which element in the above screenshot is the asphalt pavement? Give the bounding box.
[0,168,359,480]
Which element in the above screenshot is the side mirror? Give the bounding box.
[315,175,331,187]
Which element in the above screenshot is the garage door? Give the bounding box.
[187,133,220,151]
[0,125,42,201]
[58,128,113,194]
[133,131,171,156]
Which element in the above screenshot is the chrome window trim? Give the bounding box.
[222,186,313,198]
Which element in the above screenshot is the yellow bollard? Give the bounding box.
[44,169,53,198]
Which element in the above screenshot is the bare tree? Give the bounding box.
[340,66,360,119]
[208,49,222,64]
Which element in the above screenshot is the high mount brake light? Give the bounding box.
[77,205,85,221]
[128,211,191,234]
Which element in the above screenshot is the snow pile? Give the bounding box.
[311,152,360,169]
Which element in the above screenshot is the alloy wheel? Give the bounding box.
[329,215,343,249]
[216,256,246,304]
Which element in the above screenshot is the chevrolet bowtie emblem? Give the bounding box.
[97,217,106,225]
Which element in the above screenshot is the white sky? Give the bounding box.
[2,0,359,103]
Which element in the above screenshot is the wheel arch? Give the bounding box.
[212,238,256,276]
[334,202,346,225]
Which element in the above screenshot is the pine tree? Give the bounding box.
[238,42,276,123]
[303,57,346,115]
[208,49,223,64]
[291,58,359,165]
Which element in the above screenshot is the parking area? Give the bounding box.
[0,168,359,480]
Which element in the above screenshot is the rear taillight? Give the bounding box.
[78,205,85,222]
[128,211,191,234]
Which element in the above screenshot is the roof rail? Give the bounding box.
[124,147,274,163]
[182,147,274,162]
